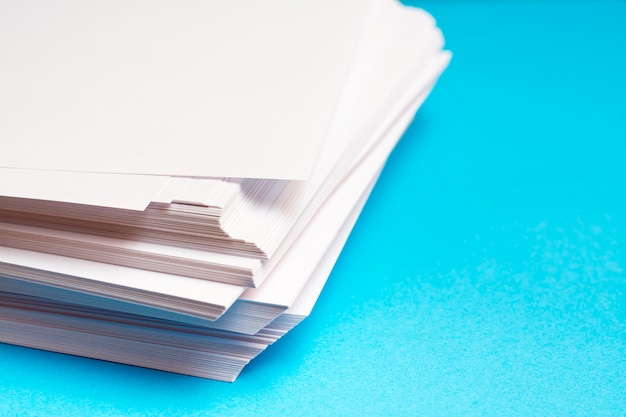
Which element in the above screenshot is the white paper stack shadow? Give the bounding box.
[0,0,450,381]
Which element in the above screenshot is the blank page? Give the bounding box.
[0,0,370,179]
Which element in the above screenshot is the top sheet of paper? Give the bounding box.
[0,0,369,180]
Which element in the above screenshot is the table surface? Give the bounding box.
[2,1,625,416]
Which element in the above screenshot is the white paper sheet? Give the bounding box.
[0,246,244,317]
[0,0,370,179]
[0,168,169,210]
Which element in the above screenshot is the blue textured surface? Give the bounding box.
[1,1,625,415]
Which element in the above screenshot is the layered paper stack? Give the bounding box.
[0,0,450,381]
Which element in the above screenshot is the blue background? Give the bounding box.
[2,1,624,415]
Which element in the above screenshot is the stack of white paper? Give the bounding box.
[0,0,449,381]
